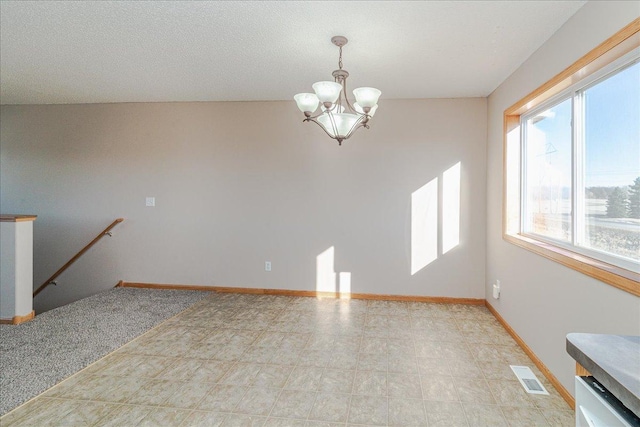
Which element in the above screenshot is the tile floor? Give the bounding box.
[1,293,574,426]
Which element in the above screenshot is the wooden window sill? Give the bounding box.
[503,233,639,296]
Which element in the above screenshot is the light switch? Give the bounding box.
[145,197,155,207]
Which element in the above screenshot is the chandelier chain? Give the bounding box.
[338,45,343,70]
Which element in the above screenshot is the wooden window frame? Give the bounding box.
[503,18,640,296]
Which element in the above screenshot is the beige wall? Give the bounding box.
[486,1,640,397]
[1,98,487,312]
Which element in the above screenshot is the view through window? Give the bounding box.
[521,58,639,269]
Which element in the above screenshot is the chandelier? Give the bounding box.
[294,36,381,146]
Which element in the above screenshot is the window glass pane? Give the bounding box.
[524,98,572,241]
[582,62,640,262]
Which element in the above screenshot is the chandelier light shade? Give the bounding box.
[353,87,382,108]
[294,36,381,145]
[312,81,343,104]
[293,93,320,114]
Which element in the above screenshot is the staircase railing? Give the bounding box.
[33,218,124,297]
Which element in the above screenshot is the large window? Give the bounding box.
[504,20,640,295]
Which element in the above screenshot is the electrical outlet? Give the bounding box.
[145,197,155,207]
[265,261,271,272]
[493,280,501,299]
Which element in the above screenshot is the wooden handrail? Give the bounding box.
[33,218,124,297]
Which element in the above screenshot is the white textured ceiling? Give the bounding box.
[0,1,586,105]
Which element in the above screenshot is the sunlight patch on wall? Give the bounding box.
[411,177,438,275]
[316,246,351,298]
[316,246,336,293]
[339,272,351,294]
[442,162,461,254]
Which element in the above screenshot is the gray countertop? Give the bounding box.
[566,333,640,416]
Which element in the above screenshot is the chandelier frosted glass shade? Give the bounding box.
[312,81,343,104]
[294,93,319,114]
[353,87,382,109]
[294,36,380,145]
[317,113,361,139]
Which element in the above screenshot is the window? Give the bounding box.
[522,59,639,269]
[523,97,573,243]
[504,20,640,296]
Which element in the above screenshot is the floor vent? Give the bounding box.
[510,365,549,395]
